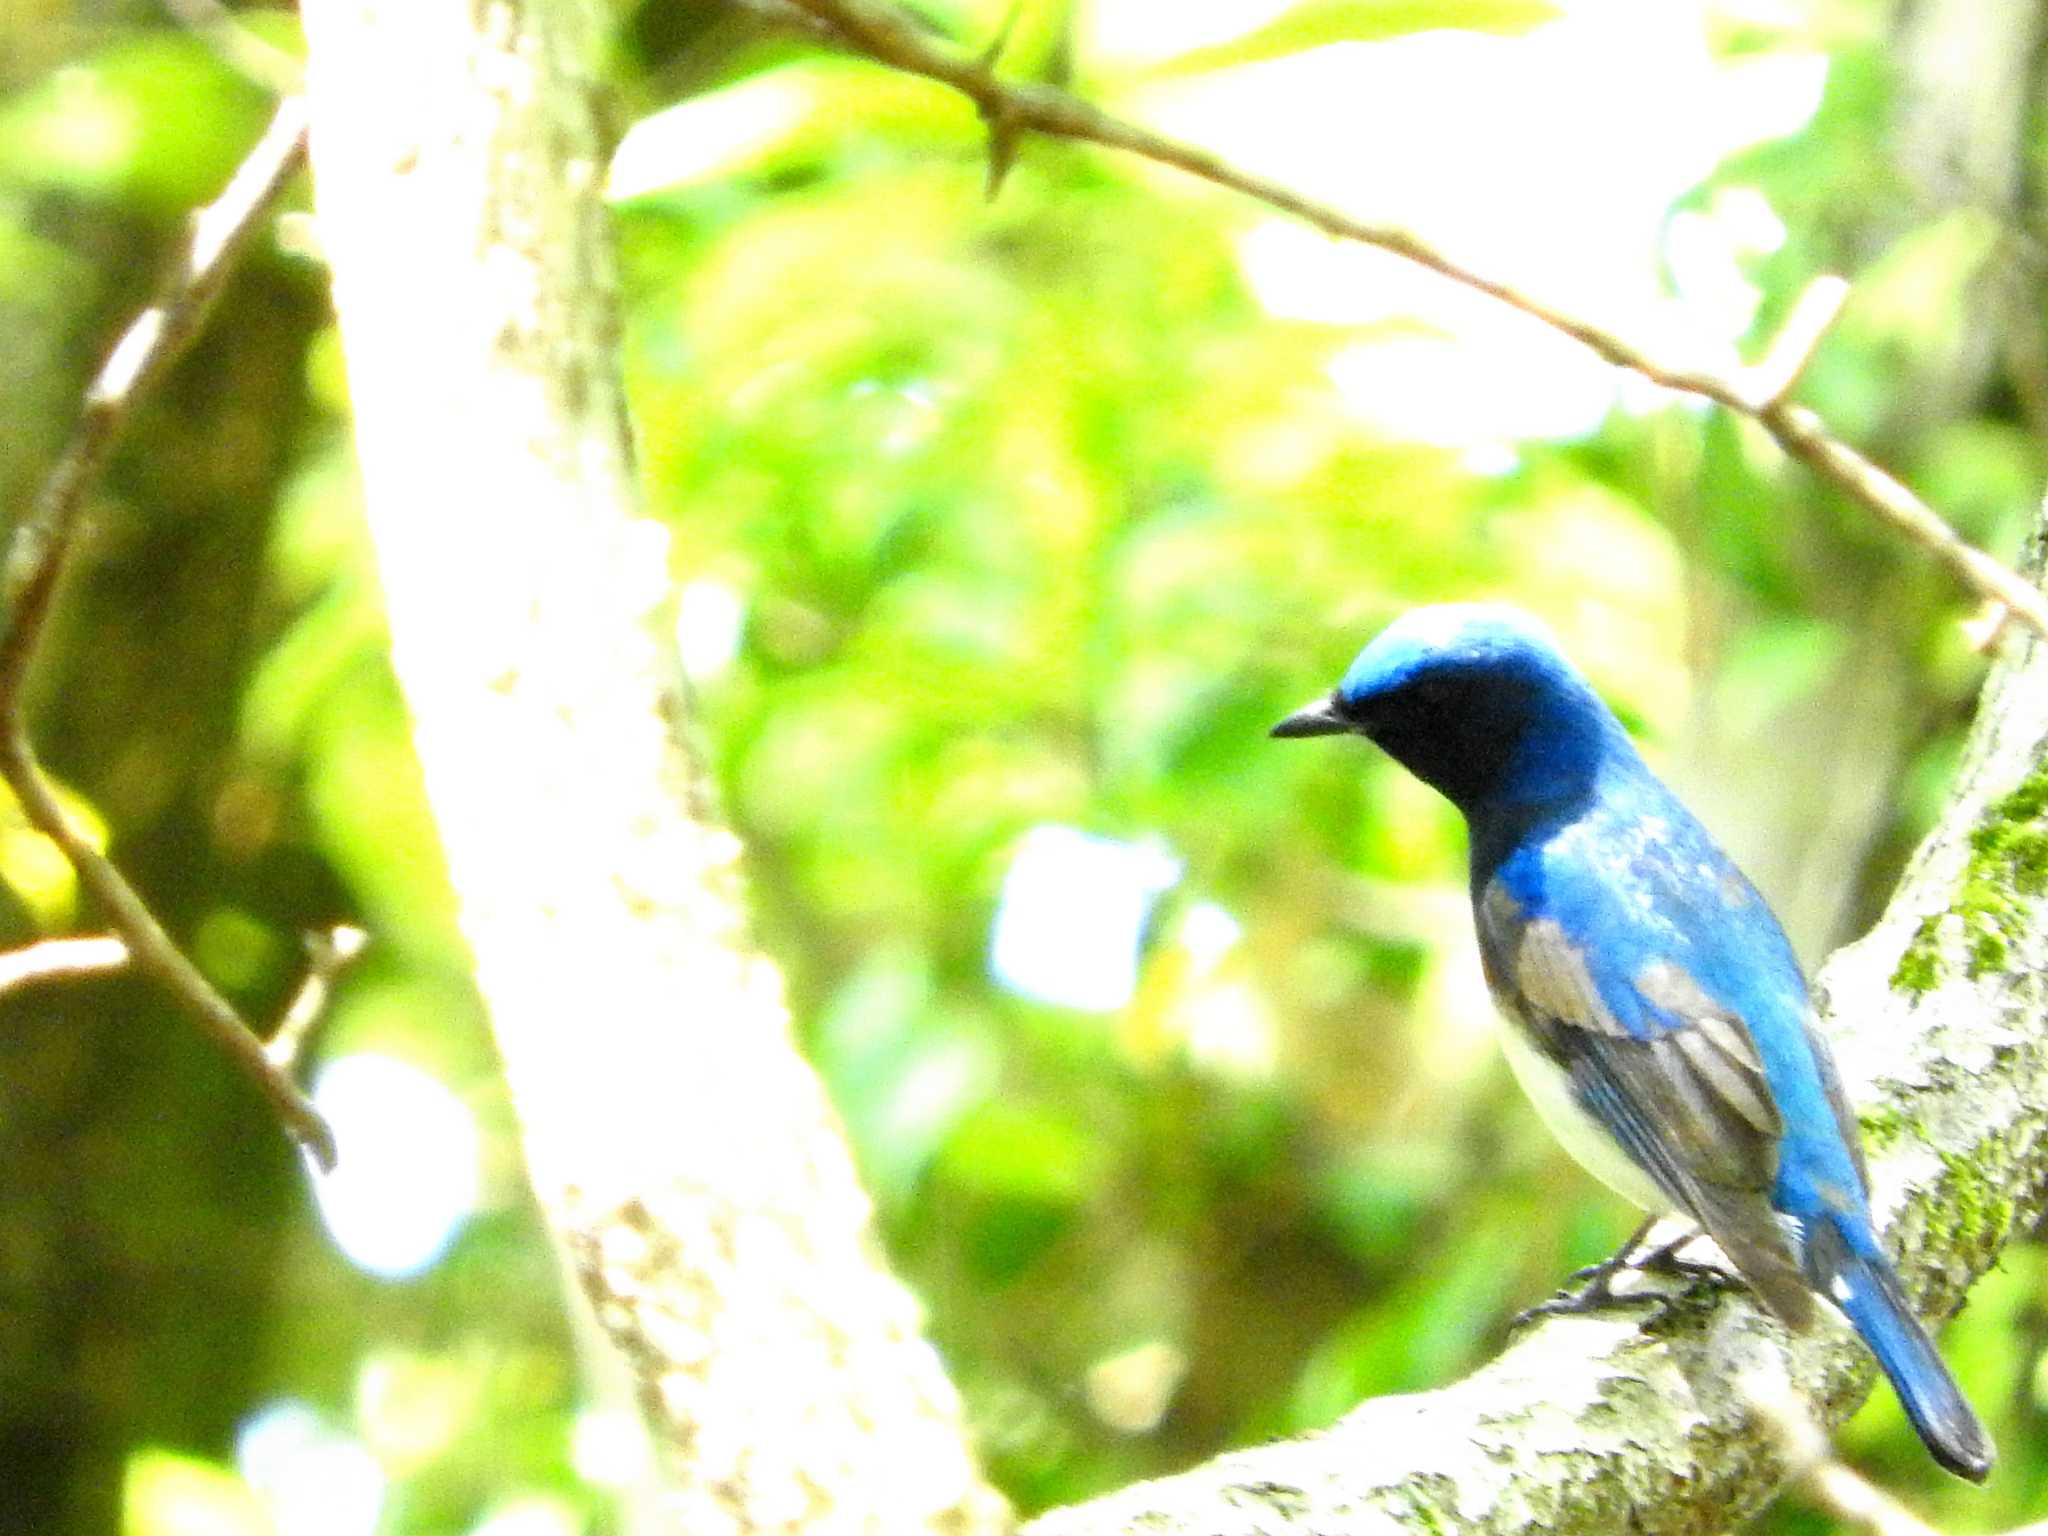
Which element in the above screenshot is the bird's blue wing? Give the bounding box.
[1476,875,1817,1327]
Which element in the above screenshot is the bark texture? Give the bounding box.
[296,4,1009,1533]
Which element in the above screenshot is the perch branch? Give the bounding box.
[779,0,2048,638]
[0,97,336,1169]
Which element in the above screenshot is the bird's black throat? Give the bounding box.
[1351,669,1615,886]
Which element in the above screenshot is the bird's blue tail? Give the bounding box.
[1805,1217,1993,1482]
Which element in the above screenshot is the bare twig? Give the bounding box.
[779,0,2048,638]
[0,97,337,1169]
[1742,274,1851,409]
[976,1,1026,197]
[726,0,848,46]
[1742,1372,1942,1536]
[0,935,129,996]
[265,924,369,1072]
[1964,599,2013,652]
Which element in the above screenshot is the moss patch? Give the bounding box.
[1857,1105,1908,1152]
[1893,761,2048,993]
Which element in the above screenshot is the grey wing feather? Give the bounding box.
[1481,896,1816,1329]
[1568,1032,1814,1329]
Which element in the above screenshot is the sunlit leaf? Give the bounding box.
[0,777,108,926]
[0,35,268,209]
[122,1449,269,1536]
[1145,0,1561,78]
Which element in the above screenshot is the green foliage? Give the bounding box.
[0,33,269,209]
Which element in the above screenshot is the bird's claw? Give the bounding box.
[1511,1253,1662,1327]
[1632,1238,1725,1287]
[1511,1220,1718,1329]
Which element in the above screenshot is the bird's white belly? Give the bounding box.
[1497,1024,1670,1213]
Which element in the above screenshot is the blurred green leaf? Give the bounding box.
[813,947,999,1205]
[1713,617,1847,738]
[0,35,268,209]
[938,1100,1106,1205]
[122,1450,267,1536]
[1145,0,1561,78]
[1845,209,1999,357]
[192,905,286,997]
[301,662,462,961]
[1916,419,2040,548]
[1313,1141,1446,1266]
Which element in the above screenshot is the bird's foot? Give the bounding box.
[1512,1255,1659,1325]
[1512,1218,1700,1328]
[1631,1232,1723,1287]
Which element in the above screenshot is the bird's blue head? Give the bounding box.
[1271,604,1630,816]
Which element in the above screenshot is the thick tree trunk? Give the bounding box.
[296,3,1009,1533]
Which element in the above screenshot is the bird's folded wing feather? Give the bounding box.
[1479,882,1816,1328]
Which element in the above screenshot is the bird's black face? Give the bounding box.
[1270,669,1530,812]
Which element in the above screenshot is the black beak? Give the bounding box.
[1269,696,1352,739]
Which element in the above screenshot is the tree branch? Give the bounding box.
[778,0,2048,640]
[1743,275,1852,410]
[0,96,337,1170]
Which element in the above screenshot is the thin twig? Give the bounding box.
[0,935,129,996]
[780,0,2048,639]
[1743,275,1851,409]
[0,98,336,1169]
[265,925,369,1073]
[1964,599,2013,653]
[1742,1372,1942,1536]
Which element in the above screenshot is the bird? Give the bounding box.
[1270,602,1993,1482]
